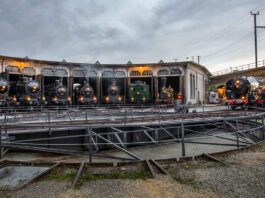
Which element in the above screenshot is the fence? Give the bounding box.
[212,60,265,76]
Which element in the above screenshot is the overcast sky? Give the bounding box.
[0,0,264,72]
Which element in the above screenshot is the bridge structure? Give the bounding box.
[209,60,265,86]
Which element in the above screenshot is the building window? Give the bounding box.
[157,69,169,76]
[170,69,182,75]
[190,74,195,99]
[102,71,114,77]
[86,71,97,77]
[115,71,126,77]
[130,71,141,77]
[142,70,153,76]
[73,70,86,78]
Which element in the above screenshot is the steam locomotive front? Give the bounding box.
[24,80,41,105]
[52,84,71,105]
[106,81,122,103]
[78,82,97,104]
[225,78,250,109]
[129,80,150,104]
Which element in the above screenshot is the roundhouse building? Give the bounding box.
[0,55,211,104]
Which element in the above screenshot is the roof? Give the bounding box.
[0,54,211,76]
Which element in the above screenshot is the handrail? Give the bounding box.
[211,60,265,76]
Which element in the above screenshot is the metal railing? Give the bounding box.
[211,60,265,76]
[0,105,264,162]
[0,105,252,127]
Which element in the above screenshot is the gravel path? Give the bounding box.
[173,151,265,198]
[1,177,218,198]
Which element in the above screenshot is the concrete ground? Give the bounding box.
[3,132,250,163]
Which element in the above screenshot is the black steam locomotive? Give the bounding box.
[74,81,97,105]
[45,80,71,105]
[105,80,123,104]
[225,77,250,109]
[15,77,44,106]
[0,78,9,106]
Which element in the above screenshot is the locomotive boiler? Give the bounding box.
[128,80,150,104]
[45,80,71,105]
[74,81,97,105]
[105,80,123,104]
[159,77,174,104]
[0,78,9,106]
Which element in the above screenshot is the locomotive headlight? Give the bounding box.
[241,96,245,100]
[2,85,6,89]
[26,96,31,101]
[142,97,146,101]
[118,96,122,101]
[80,96,84,101]
[67,96,72,101]
[13,96,17,102]
[224,96,227,100]
[131,97,134,101]
[93,96,97,101]
[42,96,46,101]
[106,96,110,102]
[54,96,58,101]
[137,91,140,95]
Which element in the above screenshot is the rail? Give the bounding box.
[211,59,265,76]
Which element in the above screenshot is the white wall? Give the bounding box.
[185,63,208,104]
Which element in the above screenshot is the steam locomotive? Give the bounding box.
[105,80,123,104]
[0,78,9,106]
[45,80,72,105]
[225,76,265,109]
[159,77,174,104]
[255,86,265,107]
[225,77,250,110]
[128,80,150,104]
[15,77,45,106]
[74,81,97,105]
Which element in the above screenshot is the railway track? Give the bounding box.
[145,159,169,177]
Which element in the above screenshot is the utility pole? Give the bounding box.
[251,12,259,68]
[251,11,265,68]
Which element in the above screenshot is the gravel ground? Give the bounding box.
[0,177,218,198]
[1,143,265,197]
[173,150,265,198]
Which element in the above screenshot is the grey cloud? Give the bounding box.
[0,0,264,70]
